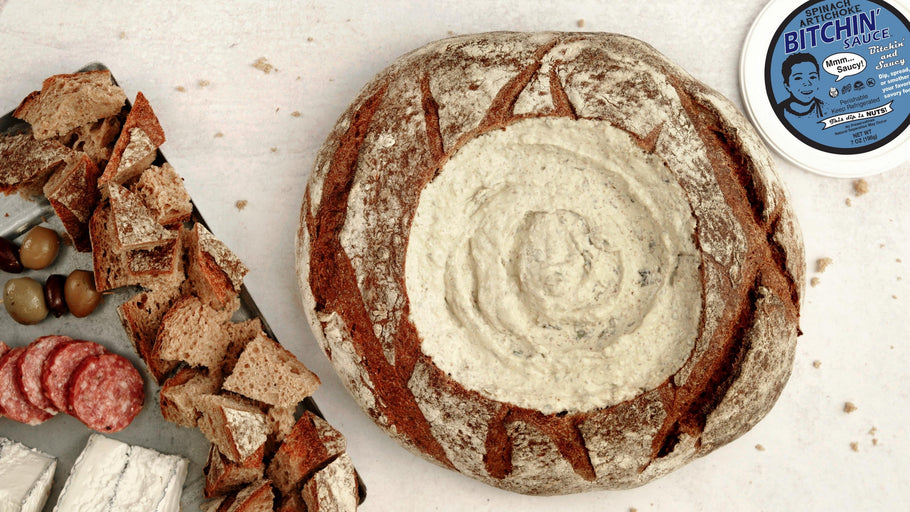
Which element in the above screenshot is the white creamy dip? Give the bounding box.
[405,117,702,413]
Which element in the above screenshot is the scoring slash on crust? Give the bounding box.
[297,31,805,495]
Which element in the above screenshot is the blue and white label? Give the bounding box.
[765,0,910,153]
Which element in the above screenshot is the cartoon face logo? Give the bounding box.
[784,61,821,103]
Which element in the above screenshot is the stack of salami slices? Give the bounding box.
[0,335,144,432]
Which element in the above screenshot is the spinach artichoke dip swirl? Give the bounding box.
[406,117,701,414]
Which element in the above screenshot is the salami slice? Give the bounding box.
[0,347,52,425]
[41,340,106,412]
[16,335,73,414]
[0,341,8,418]
[67,352,145,433]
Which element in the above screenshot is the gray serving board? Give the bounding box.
[0,64,365,511]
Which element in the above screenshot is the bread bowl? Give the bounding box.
[296,31,804,494]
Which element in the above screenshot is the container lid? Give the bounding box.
[741,0,910,177]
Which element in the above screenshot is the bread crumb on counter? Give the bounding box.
[291,111,301,118]
[252,57,276,74]
[235,200,248,211]
[810,277,821,287]
[812,360,822,368]
[843,402,857,414]
[850,442,859,452]
[270,147,278,153]
[816,257,833,273]
[119,31,127,40]
[577,19,585,27]
[175,86,186,92]
[198,79,211,87]
[869,428,879,446]
[755,444,766,451]
[306,36,314,42]
[214,132,224,138]
[853,179,869,196]
[845,198,852,207]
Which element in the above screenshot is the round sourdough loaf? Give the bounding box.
[296,32,804,495]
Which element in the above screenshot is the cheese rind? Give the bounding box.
[109,445,189,512]
[54,434,188,512]
[0,437,57,512]
[53,434,131,512]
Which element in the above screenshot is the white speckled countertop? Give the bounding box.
[1,1,908,510]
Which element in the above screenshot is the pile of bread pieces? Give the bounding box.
[1,69,360,511]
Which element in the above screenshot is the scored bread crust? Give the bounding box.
[296,32,805,494]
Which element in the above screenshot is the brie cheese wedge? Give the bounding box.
[54,434,188,512]
[0,437,57,512]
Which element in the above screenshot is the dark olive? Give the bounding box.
[0,236,23,273]
[44,274,68,317]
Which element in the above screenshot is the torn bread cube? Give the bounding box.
[222,333,319,408]
[153,295,234,368]
[127,227,185,290]
[108,183,178,251]
[0,437,57,512]
[262,405,297,457]
[0,132,72,197]
[13,70,126,141]
[221,480,274,512]
[99,91,165,190]
[126,237,182,281]
[264,405,297,444]
[220,317,264,376]
[57,114,122,169]
[204,444,264,498]
[301,453,358,512]
[186,223,248,310]
[44,153,101,251]
[54,434,187,512]
[90,201,182,291]
[267,411,346,496]
[117,285,184,383]
[275,493,307,512]
[197,394,268,463]
[90,201,137,291]
[159,367,221,427]
[132,163,192,227]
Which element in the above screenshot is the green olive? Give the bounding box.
[4,277,49,325]
[64,270,102,318]
[19,226,60,270]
